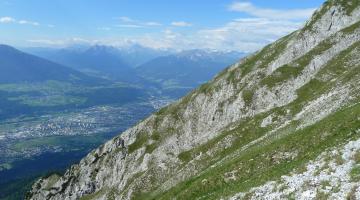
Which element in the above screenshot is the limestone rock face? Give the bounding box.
[28,1,360,199]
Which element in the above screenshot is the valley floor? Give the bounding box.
[0,98,173,200]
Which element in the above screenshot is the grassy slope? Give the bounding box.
[143,22,360,200]
[125,17,360,200]
[155,103,360,200]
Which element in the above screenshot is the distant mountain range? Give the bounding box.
[25,45,245,94]
[0,45,101,85]
[116,44,172,67]
[25,45,139,83]
[0,43,246,101]
[25,44,171,68]
[136,49,246,88]
[0,43,246,119]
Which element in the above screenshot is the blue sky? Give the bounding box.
[0,0,325,51]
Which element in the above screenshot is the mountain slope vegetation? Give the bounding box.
[28,0,360,199]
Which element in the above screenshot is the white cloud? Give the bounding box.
[0,16,15,23]
[28,39,67,46]
[116,16,162,28]
[115,24,144,28]
[25,2,315,52]
[171,21,192,27]
[26,17,301,51]
[102,3,313,51]
[18,20,40,26]
[209,2,316,51]
[196,18,301,52]
[133,17,302,52]
[229,2,315,20]
[0,16,41,26]
[27,38,93,46]
[145,22,162,26]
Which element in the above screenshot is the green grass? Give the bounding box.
[261,65,303,88]
[242,89,255,106]
[221,32,294,89]
[226,68,240,87]
[341,20,360,35]
[244,35,292,77]
[290,79,327,114]
[350,165,360,182]
[319,41,360,79]
[289,15,360,88]
[145,143,158,154]
[198,83,212,94]
[149,101,360,200]
[128,132,149,154]
[286,42,360,115]
[315,190,330,200]
[226,15,354,91]
[127,130,164,155]
[252,9,359,90]
[174,110,274,169]
[151,132,161,141]
[260,32,334,89]
[178,150,192,163]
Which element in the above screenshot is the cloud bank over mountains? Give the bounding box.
[3,1,317,52]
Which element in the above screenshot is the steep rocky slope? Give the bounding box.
[28,0,360,199]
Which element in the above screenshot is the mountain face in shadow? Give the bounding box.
[0,44,102,85]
